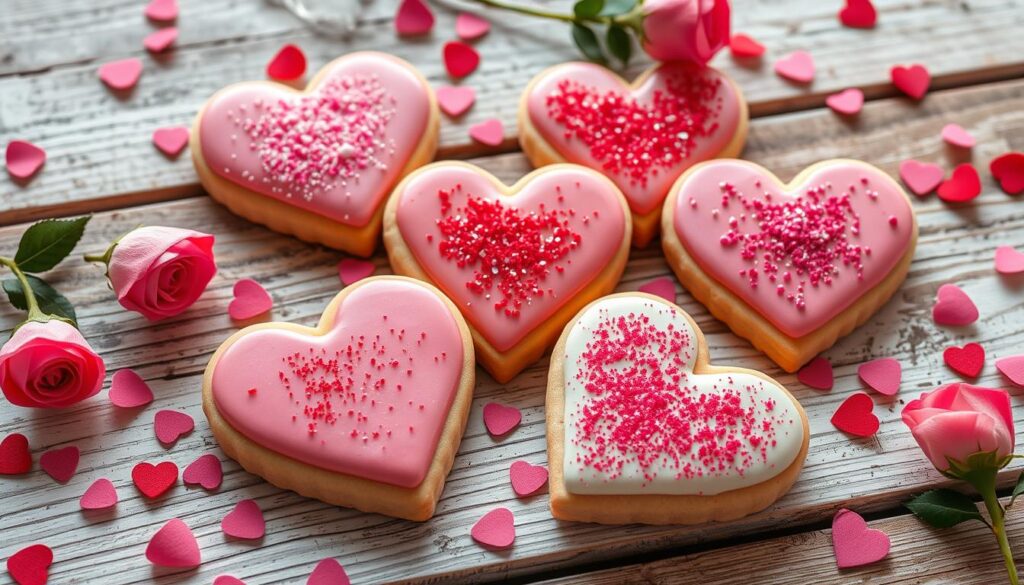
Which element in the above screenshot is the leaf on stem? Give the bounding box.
[599,0,637,17]
[905,489,986,528]
[573,0,605,19]
[3,275,77,325]
[606,24,632,65]
[571,23,607,64]
[14,216,91,273]
[1009,472,1024,509]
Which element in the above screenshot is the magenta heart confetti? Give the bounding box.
[825,88,864,116]
[308,558,351,585]
[996,355,1024,386]
[509,461,548,496]
[995,246,1024,274]
[338,258,375,285]
[932,283,978,326]
[80,478,118,510]
[797,356,833,391]
[146,518,201,568]
[183,453,223,490]
[832,508,890,568]
[468,118,503,146]
[774,51,814,83]
[483,402,521,436]
[638,277,676,303]
[213,576,247,585]
[145,0,178,22]
[6,544,52,585]
[941,123,975,149]
[443,41,480,78]
[857,357,901,396]
[152,126,190,157]
[229,278,273,320]
[266,44,307,82]
[39,445,79,483]
[109,368,155,408]
[154,409,194,446]
[144,27,178,53]
[471,507,515,548]
[5,140,46,180]
[222,499,266,540]
[98,58,143,91]
[436,86,476,117]
[898,160,944,197]
[455,12,490,40]
[394,0,434,36]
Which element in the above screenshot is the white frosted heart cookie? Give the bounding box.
[547,293,809,525]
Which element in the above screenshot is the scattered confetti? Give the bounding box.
[891,64,930,100]
[5,140,46,180]
[638,277,676,302]
[145,0,179,22]
[144,27,178,53]
[898,160,944,197]
[990,152,1024,195]
[98,58,143,91]
[996,355,1024,386]
[228,278,273,321]
[472,507,515,548]
[832,508,890,568]
[436,85,476,117]
[941,123,975,149]
[995,246,1024,274]
[154,409,195,446]
[152,126,190,158]
[456,12,491,40]
[443,41,480,78]
[0,433,31,475]
[932,283,978,326]
[39,445,79,483]
[482,402,521,436]
[838,0,877,28]
[6,544,52,585]
[468,118,504,146]
[213,576,247,585]
[936,163,982,203]
[308,558,351,585]
[131,461,178,498]
[944,342,985,378]
[222,499,266,540]
[80,478,118,510]
[729,33,765,58]
[774,51,814,83]
[146,518,201,568]
[798,357,834,391]
[109,369,155,408]
[266,44,306,81]
[825,88,864,116]
[183,454,223,490]
[395,0,434,36]
[857,357,901,396]
[509,461,548,496]
[338,258,375,285]
[830,392,878,437]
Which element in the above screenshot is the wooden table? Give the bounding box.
[2,0,1024,583]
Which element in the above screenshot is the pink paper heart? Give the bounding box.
[830,392,878,437]
[266,44,306,82]
[898,160,944,197]
[229,278,273,320]
[39,445,79,483]
[483,402,521,436]
[144,27,178,53]
[5,140,46,180]
[145,0,179,22]
[996,355,1024,386]
[471,507,515,548]
[941,123,975,149]
[832,508,890,568]
[222,499,265,540]
[153,126,190,158]
[774,51,815,83]
[146,518,201,568]
[891,64,930,100]
[857,357,901,396]
[638,277,676,302]
[996,246,1024,274]
[308,558,351,585]
[932,283,978,326]
[797,356,834,390]
[337,258,375,285]
[394,0,434,36]
[456,12,491,40]
[80,478,118,510]
[436,86,476,117]
[213,576,246,585]
[509,460,548,496]
[826,88,864,116]
[6,544,52,585]
[468,118,503,146]
[109,369,154,408]
[443,41,480,78]
[183,454,223,490]
[154,409,195,446]
[98,58,143,91]
[729,33,765,58]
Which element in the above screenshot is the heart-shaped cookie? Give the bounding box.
[384,162,631,382]
[547,293,809,525]
[519,62,748,247]
[203,276,474,521]
[662,159,918,372]
[192,52,439,257]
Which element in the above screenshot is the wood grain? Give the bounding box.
[2,0,1023,224]
[0,78,1023,583]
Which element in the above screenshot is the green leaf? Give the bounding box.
[3,276,77,326]
[1010,471,1024,508]
[573,0,604,19]
[905,489,985,528]
[605,24,632,65]
[571,23,607,64]
[599,0,637,16]
[14,216,91,273]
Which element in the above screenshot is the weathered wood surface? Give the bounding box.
[2,0,1023,224]
[0,78,1023,584]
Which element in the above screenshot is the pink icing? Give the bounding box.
[673,160,914,338]
[200,53,431,227]
[395,165,626,352]
[526,62,742,216]
[211,280,464,488]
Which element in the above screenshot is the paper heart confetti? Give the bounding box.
[266,44,306,81]
[638,277,676,302]
[483,402,521,437]
[774,51,815,83]
[144,27,178,53]
[152,126,189,157]
[456,13,491,41]
[932,284,978,326]
[944,342,985,378]
[395,0,434,36]
[98,58,143,91]
[154,409,195,446]
[990,152,1024,195]
[443,41,480,78]
[831,392,878,437]
[937,163,982,203]
[228,278,273,320]
[337,258,375,285]
[146,518,201,568]
[832,508,890,568]
[132,461,178,498]
[838,0,877,28]
[509,461,548,496]
[80,478,118,510]
[995,246,1024,275]
[145,0,179,22]
[436,86,476,117]
[798,356,834,391]
[183,454,223,490]
[857,358,901,396]
[39,445,79,483]
[941,123,976,149]
[729,33,765,58]
[898,160,944,197]
[469,118,504,146]
[109,369,154,408]
[213,576,246,585]
[891,64,930,100]
[471,507,515,548]
[996,355,1024,386]
[5,140,46,180]
[222,499,266,540]
[0,433,31,475]
[6,544,52,585]
[308,559,351,585]
[826,88,864,116]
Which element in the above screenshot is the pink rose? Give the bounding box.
[902,383,1015,472]
[641,0,730,65]
[108,226,216,321]
[0,320,105,408]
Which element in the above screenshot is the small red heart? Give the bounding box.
[838,0,877,28]
[471,507,515,548]
[995,246,1024,275]
[456,12,491,41]
[997,355,1024,387]
[797,356,834,391]
[228,278,273,321]
[436,86,476,118]
[468,118,504,146]
[937,163,982,203]
[990,152,1024,195]
[5,140,46,180]
[944,342,985,378]
[222,499,266,540]
[80,478,118,510]
[932,283,978,326]
[774,51,815,83]
[483,402,521,436]
[832,508,890,568]
[132,461,178,498]
[337,258,375,285]
[213,576,246,585]
[825,88,864,116]
[0,433,32,475]
[154,409,195,446]
[98,58,143,91]
[146,518,201,568]
[857,357,901,396]
[143,27,178,53]
[729,33,765,58]
[39,445,79,483]
[443,41,480,78]
[144,0,178,22]
[266,44,306,82]
[509,461,548,496]
[891,64,930,100]
[183,453,223,490]
[308,559,351,585]
[395,0,435,36]
[898,159,944,197]
[638,277,676,303]
[6,544,53,585]
[830,392,878,437]
[152,126,190,158]
[109,368,154,408]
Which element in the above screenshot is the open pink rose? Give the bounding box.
[902,383,1015,471]
[0,320,105,408]
[108,226,216,321]
[641,0,730,65]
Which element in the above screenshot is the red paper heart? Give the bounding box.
[468,118,504,146]
[483,402,521,436]
[891,64,930,100]
[838,0,877,28]
[471,507,515,548]
[798,356,834,391]
[152,126,190,158]
[996,246,1024,275]
[729,33,765,58]
[394,0,434,36]
[213,576,246,585]
[146,518,201,568]
[638,277,676,302]
[80,478,118,510]
[898,159,944,197]
[308,559,351,585]
[266,44,307,82]
[132,461,178,498]
[109,369,154,408]
[941,123,975,149]
[145,0,178,22]
[857,357,901,396]
[990,152,1024,195]
[932,283,978,326]
[826,88,864,116]
[39,445,79,483]
[937,163,982,203]
[774,51,815,83]
[154,409,195,446]
[228,278,273,320]
[183,454,223,490]
[997,355,1024,386]
[831,392,878,437]
[98,58,143,91]
[337,258,375,285]
[509,461,548,496]
[5,140,46,180]
[443,41,480,78]
[832,508,890,568]
[944,342,985,378]
[0,433,31,475]
[222,499,265,539]
[436,86,476,117]
[144,27,178,53]
[456,12,490,41]
[6,544,52,585]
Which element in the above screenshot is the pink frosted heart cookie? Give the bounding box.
[202,276,475,520]
[384,162,631,382]
[547,293,809,525]
[662,159,918,372]
[519,62,748,248]
[192,52,439,257]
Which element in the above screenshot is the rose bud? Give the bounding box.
[641,0,731,65]
[0,319,105,408]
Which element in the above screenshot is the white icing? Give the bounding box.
[561,296,804,496]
